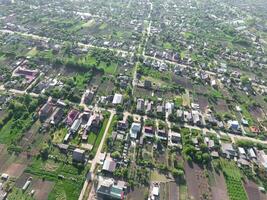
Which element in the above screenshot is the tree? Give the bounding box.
[172,168,184,179]
[40,143,49,160]
[111,151,121,159]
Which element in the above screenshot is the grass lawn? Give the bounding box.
[87,132,97,145]
[7,188,34,200]
[150,170,169,182]
[182,90,190,107]
[0,116,34,144]
[26,47,38,57]
[99,22,108,30]
[52,128,68,144]
[174,96,183,107]
[163,42,173,50]
[179,182,188,200]
[98,61,117,74]
[82,19,95,28]
[101,115,117,153]
[90,112,111,156]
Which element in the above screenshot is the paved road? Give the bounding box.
[78,110,115,200]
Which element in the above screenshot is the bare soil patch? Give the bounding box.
[4,163,26,177]
[211,171,229,200]
[32,179,54,200]
[127,186,149,200]
[197,95,209,113]
[184,162,212,200]
[244,181,262,200]
[216,99,229,113]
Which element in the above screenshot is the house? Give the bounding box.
[84,91,94,104]
[248,148,256,159]
[57,143,69,154]
[258,150,267,170]
[205,114,217,126]
[130,123,141,139]
[205,137,215,150]
[143,126,155,138]
[156,105,164,114]
[168,131,181,147]
[67,109,79,126]
[117,121,128,133]
[102,158,117,173]
[146,101,153,113]
[183,111,192,123]
[238,147,246,156]
[72,148,85,162]
[112,94,123,105]
[96,176,125,200]
[192,110,201,126]
[157,129,168,141]
[87,113,103,133]
[144,80,152,89]
[149,183,160,200]
[221,143,236,159]
[165,102,174,115]
[39,102,54,121]
[50,108,64,125]
[177,109,183,120]
[228,120,240,131]
[13,67,39,83]
[136,99,145,112]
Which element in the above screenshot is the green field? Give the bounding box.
[221,159,248,200]
[25,158,87,200]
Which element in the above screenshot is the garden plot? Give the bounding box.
[215,99,229,113]
[244,180,267,200]
[221,160,248,200]
[127,186,149,200]
[159,182,179,200]
[197,95,209,113]
[4,163,27,178]
[210,171,229,200]
[32,179,54,200]
[184,162,212,200]
[173,76,193,90]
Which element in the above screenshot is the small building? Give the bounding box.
[143,126,155,138]
[117,121,128,133]
[136,99,145,112]
[248,148,256,159]
[221,143,236,159]
[67,109,80,126]
[165,102,174,115]
[70,118,82,133]
[157,129,168,141]
[168,131,181,147]
[72,148,85,162]
[130,123,141,139]
[39,102,54,121]
[112,94,123,105]
[57,143,69,154]
[228,120,240,133]
[51,108,64,125]
[144,80,152,89]
[102,159,117,173]
[96,177,125,200]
